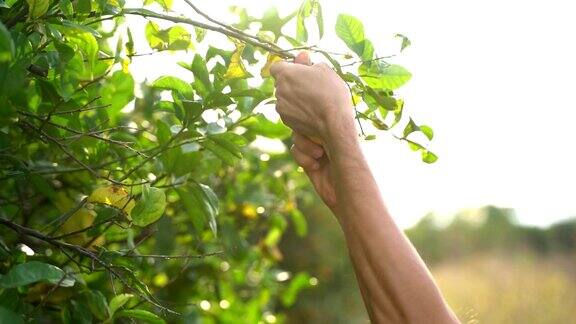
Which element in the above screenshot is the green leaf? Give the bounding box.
[404,139,438,163]
[0,0,18,8]
[241,114,291,139]
[296,0,323,41]
[259,7,286,37]
[154,0,172,10]
[335,14,368,58]
[131,185,167,227]
[59,20,101,37]
[290,209,308,237]
[281,273,312,307]
[166,26,192,50]
[365,87,397,111]
[359,62,412,90]
[201,139,236,165]
[152,76,193,98]
[177,183,219,235]
[403,118,419,138]
[75,0,90,14]
[190,54,212,97]
[124,27,135,56]
[209,133,246,158]
[336,14,364,44]
[115,309,165,324]
[395,33,411,52]
[358,39,374,60]
[180,99,203,123]
[296,0,311,42]
[25,0,49,19]
[196,183,219,235]
[108,294,133,318]
[419,125,434,140]
[100,70,135,113]
[0,22,14,63]
[228,88,265,99]
[59,0,73,16]
[0,306,23,324]
[315,1,324,38]
[202,133,246,166]
[195,27,206,42]
[145,21,192,51]
[71,300,92,324]
[84,290,109,320]
[0,261,75,288]
[59,25,98,69]
[145,21,166,50]
[407,140,424,152]
[422,150,438,164]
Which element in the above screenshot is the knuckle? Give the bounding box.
[275,104,284,115]
[301,158,317,170]
[275,87,285,98]
[279,114,290,126]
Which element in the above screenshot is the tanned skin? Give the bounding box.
[270,52,459,324]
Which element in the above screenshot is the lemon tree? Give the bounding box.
[0,0,433,322]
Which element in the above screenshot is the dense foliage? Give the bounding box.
[0,0,432,322]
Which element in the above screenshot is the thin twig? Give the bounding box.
[51,104,111,115]
[51,215,118,240]
[42,197,89,235]
[118,126,185,181]
[340,55,395,68]
[121,251,224,259]
[344,81,365,136]
[183,0,283,52]
[0,218,179,315]
[18,110,146,157]
[20,119,103,181]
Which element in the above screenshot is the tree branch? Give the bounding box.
[122,8,294,59]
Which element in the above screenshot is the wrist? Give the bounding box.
[322,108,359,150]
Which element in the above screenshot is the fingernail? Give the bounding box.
[314,149,324,158]
[311,162,320,170]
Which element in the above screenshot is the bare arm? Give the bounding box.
[271,53,459,323]
[326,118,457,323]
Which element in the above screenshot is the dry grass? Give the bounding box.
[433,254,576,323]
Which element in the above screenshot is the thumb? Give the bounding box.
[270,60,290,78]
[294,51,312,66]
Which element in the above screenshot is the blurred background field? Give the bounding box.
[281,204,576,323]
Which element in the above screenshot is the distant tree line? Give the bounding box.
[406,206,576,264]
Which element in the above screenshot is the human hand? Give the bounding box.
[290,132,337,209]
[270,52,356,145]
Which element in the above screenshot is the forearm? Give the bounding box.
[325,119,458,323]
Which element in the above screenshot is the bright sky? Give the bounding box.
[127,0,576,228]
